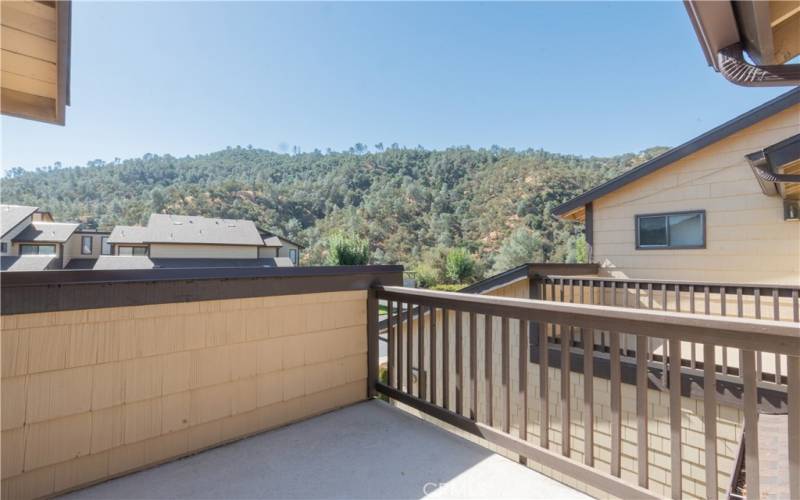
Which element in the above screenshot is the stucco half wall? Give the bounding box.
[590,105,800,285]
[0,265,404,499]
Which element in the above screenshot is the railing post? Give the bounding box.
[367,288,379,399]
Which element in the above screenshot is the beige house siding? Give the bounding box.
[0,290,368,499]
[591,105,800,285]
[258,247,278,259]
[148,243,258,259]
[63,233,108,265]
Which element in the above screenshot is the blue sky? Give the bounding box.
[1,1,788,172]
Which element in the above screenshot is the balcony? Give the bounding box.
[1,264,797,500]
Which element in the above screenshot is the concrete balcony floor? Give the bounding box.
[61,400,588,499]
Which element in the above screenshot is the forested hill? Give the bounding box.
[2,145,668,274]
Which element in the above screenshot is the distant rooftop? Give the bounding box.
[0,204,38,237]
[145,214,264,246]
[107,225,149,244]
[87,256,294,270]
[13,222,79,243]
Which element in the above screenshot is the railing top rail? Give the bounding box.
[375,285,800,355]
[539,274,800,292]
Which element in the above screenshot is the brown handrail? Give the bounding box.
[370,285,800,500]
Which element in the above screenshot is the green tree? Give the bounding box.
[326,232,369,265]
[445,248,475,284]
[492,227,548,273]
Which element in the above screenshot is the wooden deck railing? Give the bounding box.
[536,276,800,392]
[367,286,800,500]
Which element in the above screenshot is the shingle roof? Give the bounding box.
[13,222,78,243]
[145,214,264,246]
[553,87,800,217]
[90,256,292,270]
[262,235,283,247]
[1,204,38,237]
[1,256,58,272]
[107,225,149,244]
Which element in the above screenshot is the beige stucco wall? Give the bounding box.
[591,105,800,285]
[148,243,258,259]
[62,233,109,266]
[1,290,368,499]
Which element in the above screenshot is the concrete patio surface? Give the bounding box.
[61,400,588,499]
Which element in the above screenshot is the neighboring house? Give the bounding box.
[100,213,302,269]
[259,230,303,265]
[0,204,111,271]
[553,87,800,285]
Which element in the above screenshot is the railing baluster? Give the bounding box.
[408,303,415,396]
[675,284,681,312]
[755,289,763,383]
[703,343,718,499]
[388,300,395,388]
[636,334,648,489]
[623,282,629,307]
[793,289,799,322]
[704,286,710,315]
[788,355,800,500]
[612,281,617,306]
[661,283,668,311]
[502,317,510,433]
[439,309,449,408]
[470,311,478,420]
[773,288,780,321]
[600,281,605,306]
[539,320,549,448]
[742,350,760,499]
[689,285,696,369]
[398,302,405,391]
[635,282,641,308]
[519,318,529,464]
[485,314,493,427]
[737,288,743,379]
[419,304,427,401]
[669,338,682,499]
[430,306,437,404]
[456,310,464,415]
[647,283,654,309]
[561,325,571,458]
[610,331,621,477]
[583,329,594,467]
[589,280,595,305]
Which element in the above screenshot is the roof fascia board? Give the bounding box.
[553,88,800,216]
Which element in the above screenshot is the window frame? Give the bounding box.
[0,242,7,254]
[81,235,93,255]
[118,245,148,256]
[100,236,111,255]
[288,248,298,265]
[19,244,57,255]
[635,210,706,250]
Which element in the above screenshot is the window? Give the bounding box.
[118,246,147,256]
[289,248,298,265]
[636,211,705,249]
[81,235,93,255]
[0,242,6,254]
[100,236,111,255]
[19,244,56,255]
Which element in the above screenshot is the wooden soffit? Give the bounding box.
[1,0,71,125]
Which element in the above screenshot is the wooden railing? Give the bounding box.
[536,276,800,392]
[367,286,800,500]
